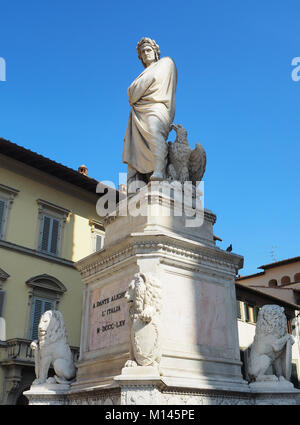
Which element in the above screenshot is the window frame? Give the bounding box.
[39,214,61,255]
[89,219,105,253]
[236,300,242,320]
[25,274,67,339]
[36,199,70,258]
[0,183,19,241]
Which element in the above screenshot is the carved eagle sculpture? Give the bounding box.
[167,124,206,187]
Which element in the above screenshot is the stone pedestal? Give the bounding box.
[23,183,300,405]
[69,182,251,403]
[249,381,300,405]
[23,383,70,405]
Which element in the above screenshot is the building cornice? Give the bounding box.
[0,239,75,268]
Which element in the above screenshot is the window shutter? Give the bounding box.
[0,291,6,317]
[254,306,260,323]
[244,303,250,322]
[40,215,60,255]
[95,234,103,252]
[50,218,60,254]
[0,200,6,238]
[236,301,242,319]
[41,216,51,251]
[30,298,54,340]
[31,298,43,340]
[44,301,53,312]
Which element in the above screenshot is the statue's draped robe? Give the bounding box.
[123,57,177,174]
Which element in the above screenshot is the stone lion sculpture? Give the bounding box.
[124,272,162,369]
[30,310,76,385]
[247,305,294,383]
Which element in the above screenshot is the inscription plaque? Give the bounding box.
[89,279,130,351]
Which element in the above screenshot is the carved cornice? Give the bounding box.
[0,183,19,198]
[105,205,216,227]
[36,199,71,223]
[76,234,243,282]
[25,274,67,294]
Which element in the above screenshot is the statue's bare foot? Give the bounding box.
[46,377,56,384]
[125,360,137,368]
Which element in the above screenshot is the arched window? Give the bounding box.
[268,279,278,288]
[294,273,300,283]
[25,274,67,339]
[281,276,291,285]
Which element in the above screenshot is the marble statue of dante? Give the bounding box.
[123,37,177,184]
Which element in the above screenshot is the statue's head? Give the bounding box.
[137,37,160,68]
[38,310,68,344]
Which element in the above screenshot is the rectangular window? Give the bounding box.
[30,297,54,340]
[244,303,249,322]
[248,305,255,323]
[0,199,6,239]
[94,234,104,252]
[244,303,257,323]
[236,300,242,319]
[254,306,260,323]
[0,290,6,317]
[40,215,60,255]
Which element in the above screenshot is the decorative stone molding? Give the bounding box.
[68,388,121,405]
[36,199,71,221]
[89,218,105,232]
[25,275,67,333]
[23,381,300,405]
[0,183,19,240]
[0,268,9,281]
[26,274,67,295]
[76,236,241,284]
[0,268,10,288]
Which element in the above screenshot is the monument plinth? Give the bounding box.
[68,183,252,404]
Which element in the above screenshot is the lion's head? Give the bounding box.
[38,310,68,345]
[125,273,161,319]
[256,305,287,338]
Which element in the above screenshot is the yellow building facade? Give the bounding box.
[0,138,105,404]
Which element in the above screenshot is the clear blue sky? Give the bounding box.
[1,0,299,275]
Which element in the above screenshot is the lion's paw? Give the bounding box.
[279,376,290,383]
[257,374,278,382]
[32,378,43,386]
[124,360,137,368]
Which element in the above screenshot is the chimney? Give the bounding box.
[118,184,127,194]
[78,164,88,176]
